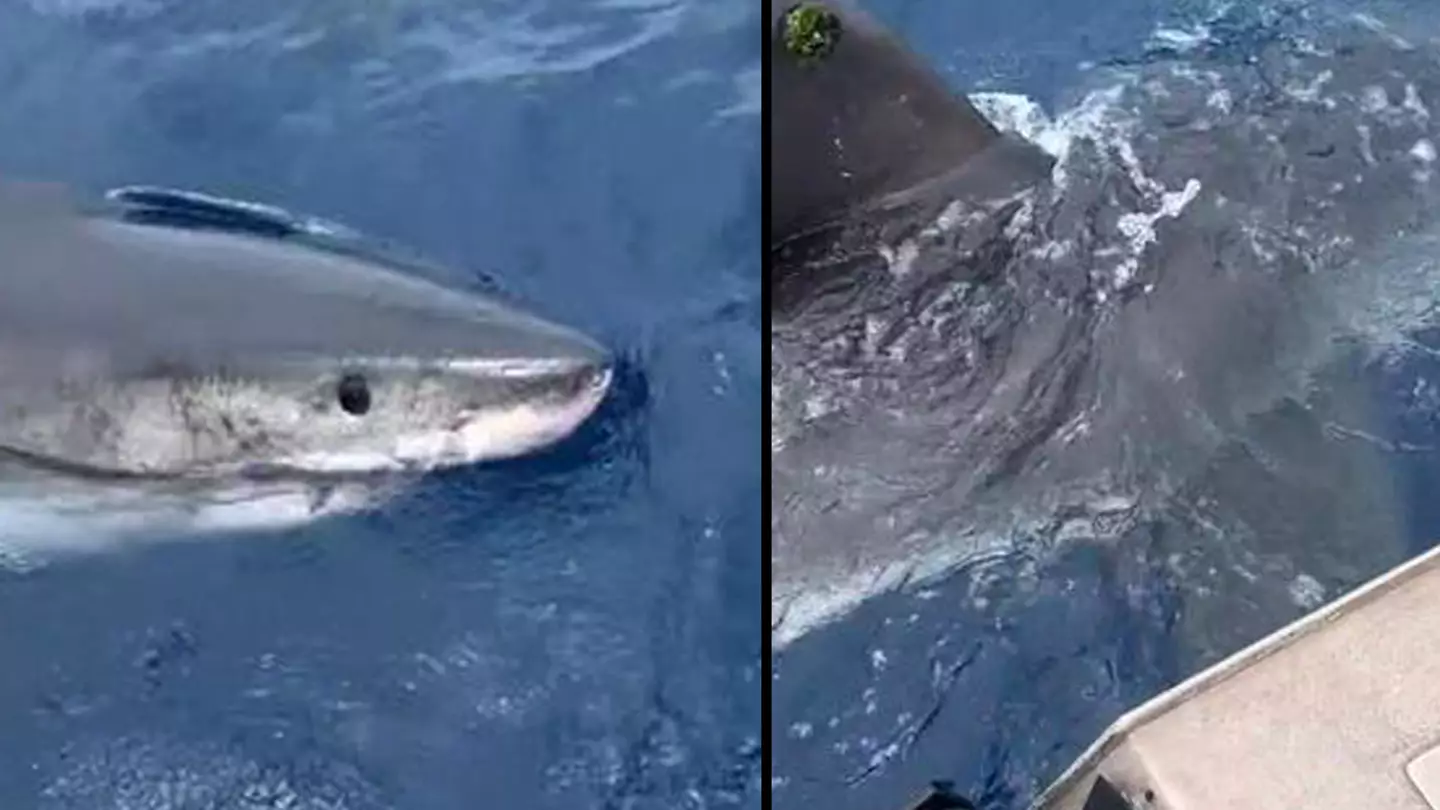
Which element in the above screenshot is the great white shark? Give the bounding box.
[770,1,1440,653]
[0,180,611,557]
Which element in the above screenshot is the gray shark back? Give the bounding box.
[769,4,1440,652]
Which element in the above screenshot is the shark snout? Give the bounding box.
[434,314,614,462]
[439,366,611,463]
[565,360,614,399]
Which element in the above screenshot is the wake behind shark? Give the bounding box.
[771,2,1440,647]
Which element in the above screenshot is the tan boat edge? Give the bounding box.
[1029,540,1440,810]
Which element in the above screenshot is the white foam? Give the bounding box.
[1361,84,1392,115]
[1355,82,1432,128]
[974,87,1203,291]
[970,92,1054,145]
[1288,573,1326,609]
[972,85,1134,190]
[1405,83,1431,121]
[1358,124,1378,165]
[1285,70,1336,106]
[1148,25,1213,53]
[1412,139,1436,184]
[877,240,920,279]
[1113,178,1203,288]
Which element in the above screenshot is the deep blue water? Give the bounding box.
[0,1,761,807]
[772,1,1440,809]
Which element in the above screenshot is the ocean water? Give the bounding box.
[772,1,1440,808]
[0,1,761,807]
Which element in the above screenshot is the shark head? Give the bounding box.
[0,182,612,547]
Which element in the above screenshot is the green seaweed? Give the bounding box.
[782,3,842,64]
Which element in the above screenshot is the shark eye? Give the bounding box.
[336,373,371,416]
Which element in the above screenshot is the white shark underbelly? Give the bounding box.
[0,465,386,568]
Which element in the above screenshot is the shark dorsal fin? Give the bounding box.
[769,1,1008,244]
[104,185,315,239]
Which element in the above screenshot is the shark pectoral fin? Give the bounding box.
[769,1,1010,243]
